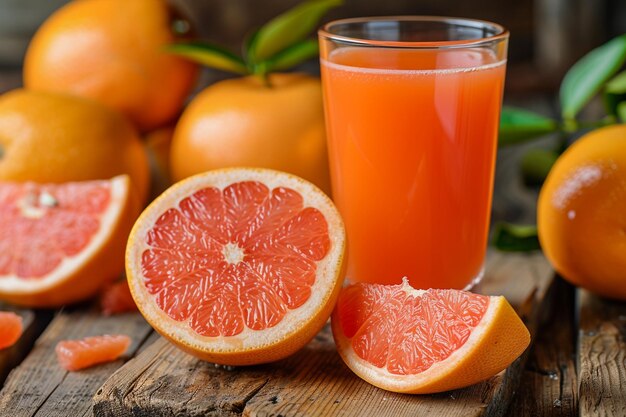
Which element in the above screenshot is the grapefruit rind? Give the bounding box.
[332,285,530,394]
[126,168,345,365]
[0,175,134,307]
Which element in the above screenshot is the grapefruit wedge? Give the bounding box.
[126,168,345,365]
[56,334,131,371]
[332,279,530,394]
[0,175,136,307]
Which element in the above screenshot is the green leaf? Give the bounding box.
[492,222,540,252]
[606,70,626,93]
[247,0,341,64]
[618,102,626,122]
[264,39,319,73]
[603,70,626,116]
[166,42,248,75]
[521,148,559,186]
[499,107,559,146]
[560,35,626,121]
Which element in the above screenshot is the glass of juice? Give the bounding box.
[319,17,508,289]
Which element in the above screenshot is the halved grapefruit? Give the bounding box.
[332,279,530,394]
[126,168,345,365]
[56,334,131,371]
[0,175,136,307]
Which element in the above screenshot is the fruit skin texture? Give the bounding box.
[126,168,345,365]
[170,73,331,195]
[0,176,138,307]
[23,0,197,132]
[0,89,150,204]
[332,284,530,394]
[538,125,626,300]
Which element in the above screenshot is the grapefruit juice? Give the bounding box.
[320,31,507,289]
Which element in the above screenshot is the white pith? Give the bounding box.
[0,175,129,294]
[127,168,346,353]
[333,290,504,391]
[222,242,245,265]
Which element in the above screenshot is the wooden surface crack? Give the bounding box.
[236,378,270,414]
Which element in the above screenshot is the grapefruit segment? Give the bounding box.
[127,168,345,365]
[0,176,136,307]
[100,280,138,315]
[0,311,23,349]
[55,334,131,371]
[332,279,530,394]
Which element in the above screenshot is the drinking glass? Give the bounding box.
[319,17,508,289]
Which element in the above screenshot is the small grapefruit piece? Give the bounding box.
[0,175,137,307]
[55,334,131,371]
[0,311,23,349]
[332,279,530,394]
[100,280,138,316]
[126,168,345,365]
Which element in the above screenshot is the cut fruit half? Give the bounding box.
[0,175,136,307]
[332,279,530,394]
[126,168,345,365]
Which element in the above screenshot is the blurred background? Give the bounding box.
[0,0,624,223]
[1,0,625,94]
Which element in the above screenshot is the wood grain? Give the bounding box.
[578,290,626,417]
[93,252,554,417]
[0,308,152,417]
[509,277,578,416]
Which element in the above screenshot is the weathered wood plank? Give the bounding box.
[94,252,554,417]
[509,277,578,416]
[0,306,53,386]
[578,290,626,417]
[0,308,153,417]
[94,337,270,417]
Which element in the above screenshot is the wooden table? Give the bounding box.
[0,251,624,417]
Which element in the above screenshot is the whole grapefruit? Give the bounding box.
[538,124,626,300]
[170,73,331,195]
[23,0,198,132]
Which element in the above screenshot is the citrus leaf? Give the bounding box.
[560,35,626,121]
[606,69,626,94]
[166,42,248,75]
[247,0,341,64]
[603,70,626,116]
[492,222,540,252]
[618,102,626,122]
[520,148,559,186]
[264,39,319,73]
[499,107,559,146]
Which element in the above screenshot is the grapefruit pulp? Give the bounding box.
[126,168,345,365]
[0,176,136,307]
[0,311,23,349]
[332,279,530,393]
[56,334,131,371]
[100,280,138,316]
